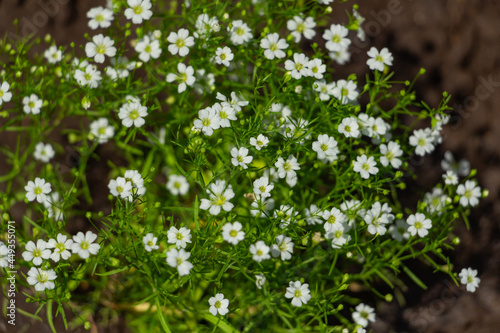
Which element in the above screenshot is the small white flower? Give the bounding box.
[287,16,316,43]
[87,6,114,29]
[456,180,481,207]
[215,46,234,67]
[459,267,480,292]
[216,92,248,112]
[43,192,64,221]
[124,0,153,24]
[108,177,133,199]
[208,293,229,316]
[222,222,245,245]
[22,240,51,266]
[33,143,55,163]
[44,45,62,64]
[329,48,351,65]
[379,141,403,168]
[409,128,435,156]
[0,81,13,106]
[366,47,393,71]
[143,233,159,252]
[314,80,335,101]
[166,63,196,93]
[441,151,470,177]
[312,134,339,160]
[443,170,459,185]
[166,248,193,276]
[305,204,323,225]
[0,242,9,268]
[260,33,288,60]
[275,155,300,179]
[353,155,379,179]
[424,187,448,215]
[365,203,392,236]
[323,24,351,52]
[23,94,43,115]
[90,118,114,144]
[167,28,195,57]
[338,117,360,138]
[47,234,73,262]
[106,56,136,80]
[389,219,410,242]
[194,14,219,39]
[85,34,116,63]
[406,213,432,237]
[255,274,266,289]
[25,177,52,203]
[74,64,102,88]
[285,281,311,307]
[271,234,294,261]
[325,222,351,248]
[249,134,269,150]
[332,79,358,105]
[167,226,192,249]
[194,107,221,136]
[352,303,376,328]
[27,267,57,292]
[231,147,253,169]
[135,36,162,62]
[199,180,235,215]
[229,20,252,45]
[166,175,189,195]
[72,231,100,259]
[284,53,312,79]
[322,207,347,233]
[253,176,274,198]
[307,58,326,79]
[212,102,236,128]
[118,101,148,128]
[249,240,270,262]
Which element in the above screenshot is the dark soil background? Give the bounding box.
[1,0,500,332]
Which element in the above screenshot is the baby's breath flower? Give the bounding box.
[323,24,351,52]
[44,45,62,64]
[409,128,435,156]
[74,64,102,88]
[215,46,234,67]
[85,34,116,63]
[0,81,13,106]
[338,117,360,138]
[87,6,114,30]
[406,213,432,237]
[275,155,300,179]
[459,267,480,292]
[200,180,235,215]
[284,53,312,79]
[25,177,52,203]
[260,33,288,60]
[143,233,159,252]
[443,170,458,185]
[287,16,316,43]
[222,222,245,245]
[167,28,195,57]
[23,94,43,114]
[366,47,393,71]
[231,147,253,169]
[47,234,73,262]
[249,134,269,150]
[249,240,270,262]
[166,175,189,195]
[124,0,153,24]
[135,36,162,62]
[90,118,114,144]
[166,248,193,276]
[379,141,403,168]
[255,274,266,289]
[353,155,379,179]
[27,267,57,292]
[193,106,221,136]
[332,79,358,104]
[167,226,192,249]
[118,101,148,128]
[72,231,100,259]
[229,20,252,45]
[352,303,376,328]
[166,63,196,93]
[270,234,294,260]
[456,180,481,207]
[22,240,51,266]
[253,176,274,198]
[33,142,55,163]
[208,293,229,316]
[285,281,311,307]
[108,177,133,199]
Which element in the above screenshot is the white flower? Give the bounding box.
[74,64,102,88]
[424,187,448,215]
[166,248,193,276]
[271,234,294,260]
[87,6,114,29]
[389,219,410,242]
[106,56,136,80]
[314,80,334,101]
[222,222,245,245]
[229,20,252,45]
[44,45,62,64]
[108,177,133,199]
[25,177,52,203]
[260,33,288,60]
[194,14,219,39]
[322,207,347,233]
[253,176,274,198]
[362,116,388,139]
[143,233,159,252]
[72,231,100,259]
[23,94,43,114]
[307,58,326,79]
[212,102,236,128]
[194,107,221,136]
[456,180,481,207]
[167,28,194,56]
[255,274,266,289]
[366,47,393,71]
[406,213,432,237]
[323,24,351,52]
[353,155,379,179]
[47,234,73,262]
[124,0,153,24]
[33,143,55,163]
[285,281,311,307]
[124,169,146,200]
[443,170,458,186]
[365,203,392,236]
[305,204,323,225]
[27,267,57,292]
[284,53,311,79]
[135,36,162,62]
[274,205,298,229]
[22,240,51,266]
[379,141,403,168]
[250,197,275,217]
[441,151,470,177]
[118,101,148,128]
[338,117,360,138]
[325,222,351,248]
[200,180,235,215]
[166,63,196,93]
[85,34,116,63]
[329,48,351,65]
[287,16,316,43]
[312,134,339,160]
[332,79,358,104]
[409,128,435,156]
[318,0,334,4]
[340,199,365,227]
[208,293,229,316]
[0,81,13,106]
[167,226,192,249]
[231,147,253,169]
[352,303,376,328]
[216,92,249,112]
[249,134,269,150]
[43,192,64,221]
[275,155,300,179]
[459,267,480,292]
[166,175,189,195]
[0,242,9,268]
[215,46,234,67]
[90,118,114,144]
[250,240,270,262]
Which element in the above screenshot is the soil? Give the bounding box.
[1,0,500,332]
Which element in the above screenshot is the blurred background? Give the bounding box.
[1,0,500,332]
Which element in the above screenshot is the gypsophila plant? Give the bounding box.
[0,0,488,332]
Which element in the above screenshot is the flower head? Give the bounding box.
[208,293,229,316]
[27,267,57,292]
[285,281,311,307]
[25,177,52,203]
[72,231,100,259]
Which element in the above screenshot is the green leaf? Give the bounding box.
[402,264,427,289]
[155,296,172,333]
[200,312,238,333]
